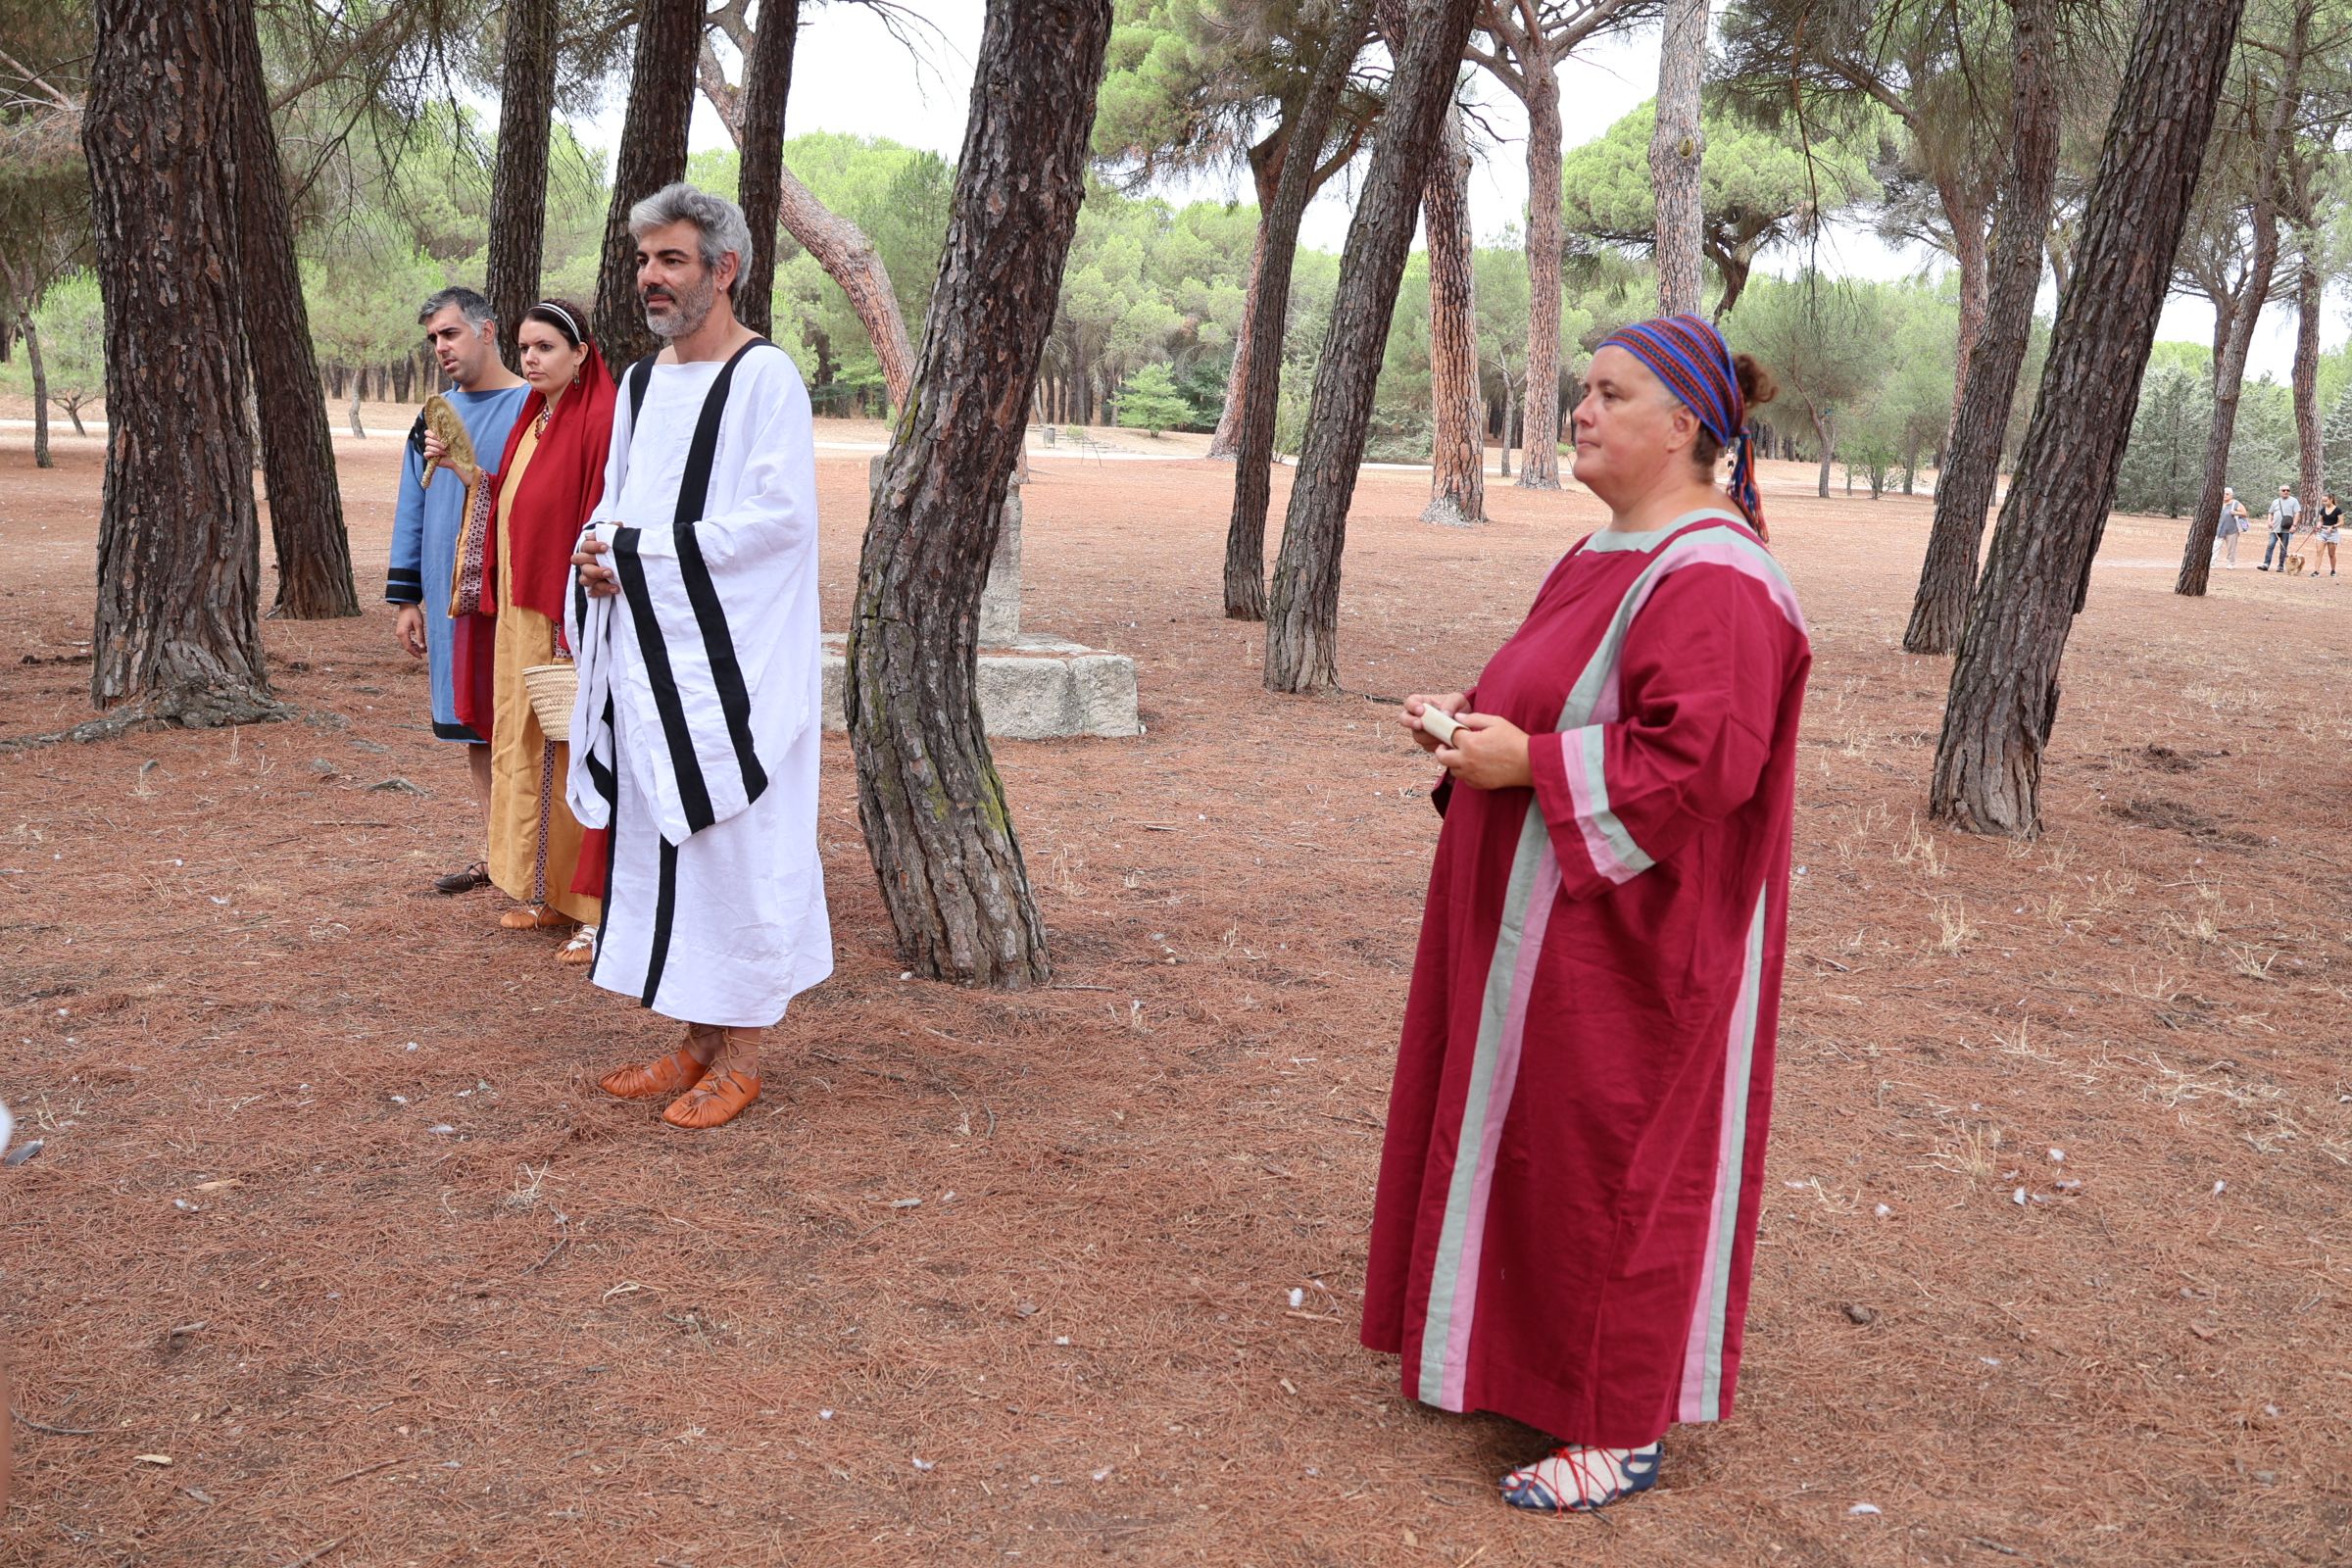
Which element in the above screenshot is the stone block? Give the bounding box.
[869,455,1022,643]
[820,634,1141,740]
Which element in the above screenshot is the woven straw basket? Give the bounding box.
[521,662,579,734]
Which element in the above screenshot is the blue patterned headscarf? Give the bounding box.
[1598,314,1766,541]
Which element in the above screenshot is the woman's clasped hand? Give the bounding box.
[1400,692,1533,791]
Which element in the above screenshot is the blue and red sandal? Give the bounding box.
[1499,1441,1662,1513]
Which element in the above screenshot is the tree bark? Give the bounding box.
[486,0,558,367]
[732,0,800,338]
[1903,0,2060,655]
[228,0,358,620]
[1650,0,1707,318]
[1933,0,2247,836]
[1517,31,1565,488]
[19,311,49,470]
[594,0,702,368]
[2293,246,2322,510]
[1263,0,1482,691]
[1424,102,1484,525]
[1206,219,1268,460]
[846,0,1112,988]
[1223,0,1374,618]
[84,0,277,723]
[1813,407,1833,498]
[1941,188,1993,448]
[701,21,910,410]
[1497,364,1516,478]
[2178,1,2308,599]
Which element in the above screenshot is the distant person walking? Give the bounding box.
[2213,487,2244,567]
[2259,483,2301,571]
[2317,493,2342,576]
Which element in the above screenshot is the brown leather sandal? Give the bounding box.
[500,904,571,931]
[598,1047,709,1102]
[662,1068,761,1130]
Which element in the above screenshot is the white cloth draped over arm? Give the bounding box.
[564,352,822,848]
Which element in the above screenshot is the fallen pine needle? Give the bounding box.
[324,1454,413,1487]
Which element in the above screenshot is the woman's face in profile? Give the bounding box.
[1571,346,1690,504]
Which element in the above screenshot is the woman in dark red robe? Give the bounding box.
[1365,315,1811,1513]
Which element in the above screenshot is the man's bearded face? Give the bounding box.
[640,260,716,341]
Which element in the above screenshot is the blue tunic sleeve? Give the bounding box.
[386,412,428,605]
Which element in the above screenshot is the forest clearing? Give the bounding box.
[2,430,2345,1566]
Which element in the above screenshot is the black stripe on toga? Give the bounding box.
[610,527,717,834]
[641,836,679,1008]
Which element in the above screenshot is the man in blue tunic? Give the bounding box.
[386,286,528,894]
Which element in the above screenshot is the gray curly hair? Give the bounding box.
[628,182,755,302]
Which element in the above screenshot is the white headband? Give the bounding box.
[534,301,582,344]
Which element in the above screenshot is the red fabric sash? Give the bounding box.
[454,348,620,894]
[486,344,618,627]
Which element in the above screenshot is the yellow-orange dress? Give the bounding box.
[487,417,602,924]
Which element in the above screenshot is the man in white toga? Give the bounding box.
[567,182,832,1130]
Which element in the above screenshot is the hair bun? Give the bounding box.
[1735,352,1778,409]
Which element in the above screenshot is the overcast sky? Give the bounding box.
[591,2,2328,382]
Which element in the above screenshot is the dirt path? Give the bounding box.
[0,435,2345,1566]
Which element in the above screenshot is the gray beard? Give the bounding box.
[643,280,714,341]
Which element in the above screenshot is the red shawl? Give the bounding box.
[452,347,619,900]
[490,343,618,626]
[451,348,618,738]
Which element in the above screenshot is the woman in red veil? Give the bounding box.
[441,298,615,961]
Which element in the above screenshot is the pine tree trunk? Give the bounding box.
[733,0,800,338]
[1498,359,1515,478]
[1517,35,1565,488]
[2180,8,2312,598]
[486,0,557,367]
[1903,0,2059,655]
[1650,0,1707,318]
[593,0,702,368]
[85,0,277,723]
[1814,407,1833,497]
[1933,0,2247,835]
[1942,191,1993,448]
[779,165,913,411]
[2293,248,2322,509]
[846,0,1111,988]
[20,311,49,470]
[1224,0,1372,618]
[229,0,357,620]
[1264,0,1482,691]
[701,18,909,410]
[1423,102,1484,526]
[1206,220,1267,460]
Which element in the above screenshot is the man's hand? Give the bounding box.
[1400,692,1469,754]
[573,535,619,599]
[1437,710,1534,791]
[393,604,426,660]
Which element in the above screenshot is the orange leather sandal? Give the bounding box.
[598,1048,710,1102]
[662,1068,761,1130]
[501,904,571,930]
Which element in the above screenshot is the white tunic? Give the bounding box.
[564,345,833,1026]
